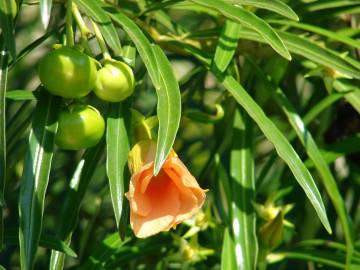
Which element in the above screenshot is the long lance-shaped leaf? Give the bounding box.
[213,20,242,73]
[245,57,354,268]
[105,7,181,175]
[333,80,360,114]
[75,0,122,55]
[300,0,360,12]
[151,45,181,174]
[106,102,131,228]
[79,233,127,270]
[189,0,291,60]
[219,74,332,233]
[49,142,104,270]
[105,8,159,88]
[0,1,16,59]
[0,47,9,250]
[234,27,360,79]
[226,0,299,21]
[19,91,60,270]
[40,0,52,29]
[230,109,258,270]
[4,229,77,258]
[221,229,237,270]
[9,25,62,69]
[305,133,360,167]
[273,86,354,269]
[269,20,360,49]
[268,249,360,269]
[173,41,331,232]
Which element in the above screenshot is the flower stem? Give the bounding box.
[66,0,74,47]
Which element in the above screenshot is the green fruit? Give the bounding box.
[38,47,97,98]
[55,104,105,150]
[94,60,135,102]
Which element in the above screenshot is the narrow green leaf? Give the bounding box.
[302,92,349,126]
[273,87,354,268]
[49,142,104,270]
[151,45,181,175]
[75,0,122,55]
[80,233,127,270]
[40,0,53,29]
[304,0,360,12]
[6,90,36,101]
[305,133,360,167]
[230,109,258,270]
[246,57,354,267]
[296,239,360,256]
[270,20,360,49]
[226,0,299,21]
[333,80,360,114]
[122,44,137,68]
[105,8,181,174]
[0,1,16,59]
[106,102,130,227]
[106,7,159,88]
[189,0,291,60]
[214,154,232,225]
[19,91,60,270]
[275,32,360,79]
[164,42,331,231]
[219,74,331,233]
[268,249,360,269]
[4,229,77,258]
[6,101,33,153]
[9,26,61,69]
[221,229,237,270]
[0,47,9,250]
[235,27,360,79]
[213,20,242,73]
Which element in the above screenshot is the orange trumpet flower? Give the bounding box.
[125,140,206,238]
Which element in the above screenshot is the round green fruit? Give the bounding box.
[38,47,97,98]
[55,104,105,150]
[94,60,135,102]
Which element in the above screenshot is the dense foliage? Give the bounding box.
[0,0,360,269]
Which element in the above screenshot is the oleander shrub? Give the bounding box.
[0,0,360,269]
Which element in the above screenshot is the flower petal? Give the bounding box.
[164,157,206,223]
[128,163,153,216]
[131,171,181,238]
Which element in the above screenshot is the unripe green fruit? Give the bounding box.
[55,104,105,150]
[94,60,135,102]
[38,47,97,98]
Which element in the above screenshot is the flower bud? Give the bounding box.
[128,140,157,175]
[259,210,284,249]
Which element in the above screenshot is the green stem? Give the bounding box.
[257,247,268,270]
[0,41,9,251]
[91,20,111,60]
[72,3,91,53]
[66,0,74,47]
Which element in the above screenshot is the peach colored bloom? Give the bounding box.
[125,140,206,238]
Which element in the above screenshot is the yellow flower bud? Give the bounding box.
[128,140,157,175]
[182,244,196,261]
[259,210,284,249]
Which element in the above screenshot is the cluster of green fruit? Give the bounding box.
[38,46,135,150]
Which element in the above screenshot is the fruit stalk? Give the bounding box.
[66,0,74,47]
[91,20,111,60]
[72,3,91,53]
